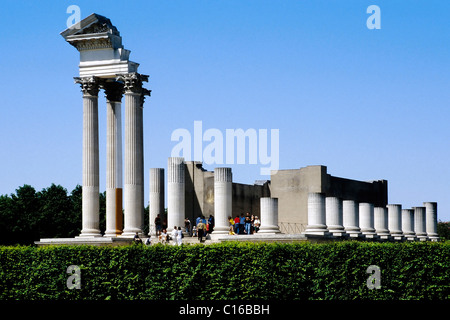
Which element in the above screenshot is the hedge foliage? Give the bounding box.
[0,241,448,300]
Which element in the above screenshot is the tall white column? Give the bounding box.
[149,168,164,236]
[168,157,185,232]
[213,167,232,234]
[104,82,123,237]
[343,200,362,238]
[413,206,427,241]
[75,76,101,237]
[259,197,281,233]
[374,207,390,240]
[359,203,378,239]
[424,202,439,241]
[304,193,330,236]
[387,204,403,241]
[325,197,346,237]
[118,73,149,237]
[402,209,416,241]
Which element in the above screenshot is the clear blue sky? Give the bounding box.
[0,0,449,221]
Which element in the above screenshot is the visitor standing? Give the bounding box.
[154,214,162,236]
[245,213,251,235]
[171,226,178,245]
[254,216,261,233]
[234,215,240,234]
[184,217,191,235]
[177,226,183,246]
[240,213,245,234]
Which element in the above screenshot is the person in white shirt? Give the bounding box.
[177,226,183,246]
[171,226,178,245]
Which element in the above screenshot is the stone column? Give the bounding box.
[259,197,281,233]
[343,200,361,238]
[359,203,378,239]
[402,209,416,241]
[413,206,427,241]
[212,167,232,234]
[374,207,390,240]
[168,157,185,232]
[117,73,149,237]
[149,168,164,236]
[387,204,403,241]
[304,193,330,236]
[75,76,101,237]
[104,81,124,237]
[424,202,439,241]
[325,197,346,237]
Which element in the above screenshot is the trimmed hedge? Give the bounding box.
[0,241,448,300]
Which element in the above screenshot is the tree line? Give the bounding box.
[0,184,150,245]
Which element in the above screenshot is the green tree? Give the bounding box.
[437,221,450,241]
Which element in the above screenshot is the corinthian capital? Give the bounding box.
[102,81,124,102]
[74,76,100,96]
[116,72,149,94]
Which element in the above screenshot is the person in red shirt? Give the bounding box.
[234,216,241,234]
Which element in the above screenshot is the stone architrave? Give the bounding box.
[402,209,417,241]
[325,197,346,237]
[117,72,150,237]
[359,203,378,239]
[259,197,281,234]
[149,168,164,236]
[75,76,102,237]
[387,204,403,241]
[304,193,330,236]
[374,206,390,240]
[212,167,233,234]
[343,200,362,238]
[424,202,439,241]
[413,206,428,241]
[103,81,124,237]
[168,157,185,232]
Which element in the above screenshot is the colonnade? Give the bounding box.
[304,193,439,241]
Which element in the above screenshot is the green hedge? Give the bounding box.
[0,242,448,300]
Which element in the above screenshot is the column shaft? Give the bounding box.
[387,204,403,240]
[374,207,390,240]
[325,197,346,236]
[149,168,165,236]
[413,206,427,241]
[304,193,330,236]
[76,77,101,237]
[213,167,232,234]
[259,197,281,233]
[424,202,439,241]
[168,157,185,232]
[402,209,416,241]
[359,203,378,239]
[343,200,361,238]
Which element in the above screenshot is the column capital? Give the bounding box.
[116,72,149,94]
[74,76,100,96]
[102,81,124,102]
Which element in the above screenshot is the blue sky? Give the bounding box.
[0,0,449,221]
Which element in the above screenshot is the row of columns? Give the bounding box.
[304,193,439,241]
[148,158,280,236]
[75,73,149,238]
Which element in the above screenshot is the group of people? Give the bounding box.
[229,212,260,235]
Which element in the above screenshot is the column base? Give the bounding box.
[77,229,102,237]
[258,226,281,234]
[104,230,123,237]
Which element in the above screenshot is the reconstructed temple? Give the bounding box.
[36,14,440,245]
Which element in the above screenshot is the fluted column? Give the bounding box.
[149,168,164,236]
[374,207,390,240]
[213,167,232,234]
[75,76,101,237]
[104,81,124,237]
[168,157,185,232]
[424,202,439,241]
[304,193,330,236]
[359,203,378,239]
[387,204,403,240]
[259,197,281,233]
[343,200,362,238]
[117,73,150,236]
[402,209,416,241]
[413,206,427,241]
[325,197,346,237]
